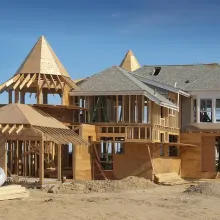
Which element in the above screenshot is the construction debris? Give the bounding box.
[184,182,220,197]
[154,172,188,186]
[54,176,156,194]
[0,185,29,201]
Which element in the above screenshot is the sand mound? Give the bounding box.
[184,182,220,197]
[58,176,156,194]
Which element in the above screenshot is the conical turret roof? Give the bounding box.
[119,50,141,72]
[15,35,70,78]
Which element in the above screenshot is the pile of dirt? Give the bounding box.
[184,182,220,197]
[57,176,156,194]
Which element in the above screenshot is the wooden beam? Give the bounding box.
[50,75,58,91]
[13,74,24,90]
[16,125,24,134]
[43,74,51,89]
[19,74,31,90]
[56,75,63,91]
[27,73,37,88]
[2,124,9,133]
[8,124,16,134]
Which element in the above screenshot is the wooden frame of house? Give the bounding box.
[0,35,216,185]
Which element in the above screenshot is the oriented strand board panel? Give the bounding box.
[152,145,181,175]
[73,124,96,180]
[202,136,216,172]
[113,143,153,180]
[153,158,181,175]
[180,133,202,178]
[74,144,92,180]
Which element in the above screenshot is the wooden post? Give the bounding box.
[34,141,38,177]
[28,140,31,176]
[37,88,43,104]
[39,140,44,185]
[72,143,75,179]
[24,141,27,177]
[0,141,7,177]
[116,95,118,123]
[15,90,19,103]
[8,90,13,104]
[57,144,62,181]
[15,140,19,175]
[9,141,13,172]
[129,95,131,123]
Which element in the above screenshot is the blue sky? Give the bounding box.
[0,0,220,103]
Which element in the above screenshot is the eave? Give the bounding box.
[132,73,191,98]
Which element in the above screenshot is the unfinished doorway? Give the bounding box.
[215,137,220,171]
[202,136,216,172]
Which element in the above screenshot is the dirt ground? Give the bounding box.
[0,180,220,220]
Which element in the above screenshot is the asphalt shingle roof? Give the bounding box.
[75,66,177,109]
[132,64,219,91]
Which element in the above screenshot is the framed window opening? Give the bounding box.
[200,99,212,123]
[168,98,175,116]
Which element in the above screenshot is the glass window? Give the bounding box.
[168,98,175,116]
[193,99,197,122]
[168,146,178,157]
[200,99,212,122]
[216,99,220,122]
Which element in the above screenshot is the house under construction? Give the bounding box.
[0,35,218,185]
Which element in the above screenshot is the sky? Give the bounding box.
[0,0,220,103]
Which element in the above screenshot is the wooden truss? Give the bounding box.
[0,73,77,94]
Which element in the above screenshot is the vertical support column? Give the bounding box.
[39,140,44,185]
[15,140,19,175]
[72,143,75,179]
[148,100,152,123]
[62,85,70,106]
[57,144,62,181]
[28,140,31,176]
[116,95,118,123]
[20,92,25,104]
[37,87,43,104]
[34,141,38,177]
[196,98,200,123]
[9,141,13,173]
[15,90,19,103]
[135,95,138,123]
[8,89,13,104]
[0,141,7,177]
[129,95,131,123]
[24,141,27,177]
[212,98,216,123]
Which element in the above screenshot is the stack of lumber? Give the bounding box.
[154,172,188,186]
[0,185,29,201]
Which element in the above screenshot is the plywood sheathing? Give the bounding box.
[73,124,96,180]
[119,50,141,72]
[180,133,217,179]
[113,143,153,180]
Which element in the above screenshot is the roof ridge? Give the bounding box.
[114,66,147,90]
[16,103,31,124]
[142,63,220,67]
